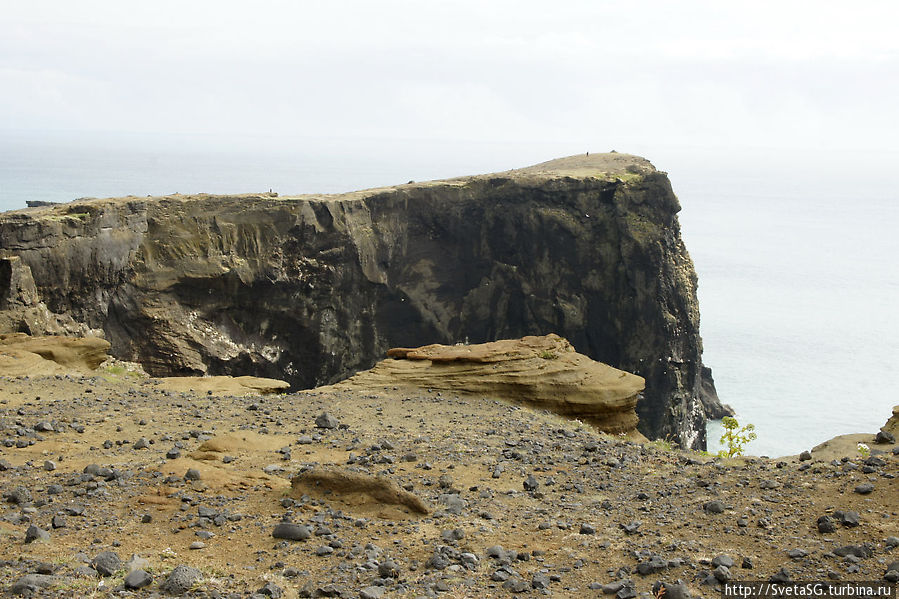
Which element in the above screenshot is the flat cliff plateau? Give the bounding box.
[0,153,730,449]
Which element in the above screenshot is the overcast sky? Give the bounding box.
[2,0,897,158]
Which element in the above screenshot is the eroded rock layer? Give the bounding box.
[346,334,645,438]
[0,153,722,448]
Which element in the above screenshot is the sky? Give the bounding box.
[2,0,897,158]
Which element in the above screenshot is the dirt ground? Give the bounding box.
[0,373,897,598]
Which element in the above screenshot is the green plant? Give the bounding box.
[857,443,870,457]
[649,437,676,452]
[538,350,558,360]
[717,416,756,458]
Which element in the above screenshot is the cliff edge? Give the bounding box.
[0,153,727,449]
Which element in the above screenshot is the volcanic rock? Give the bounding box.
[0,154,720,448]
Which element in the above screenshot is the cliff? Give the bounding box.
[0,153,725,449]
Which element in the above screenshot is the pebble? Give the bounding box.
[315,412,339,429]
[10,574,60,595]
[24,525,50,543]
[91,551,122,576]
[532,572,550,589]
[712,555,735,568]
[621,521,642,535]
[359,586,385,599]
[817,515,837,533]
[124,569,153,589]
[272,522,311,541]
[854,483,874,494]
[838,510,860,527]
[160,564,203,595]
[874,430,895,444]
[653,582,691,599]
[503,578,530,593]
[258,581,284,597]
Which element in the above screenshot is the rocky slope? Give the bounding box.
[0,153,727,449]
[0,374,896,598]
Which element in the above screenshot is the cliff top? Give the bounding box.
[506,152,656,179]
[1,152,656,216]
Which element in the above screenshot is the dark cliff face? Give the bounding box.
[0,154,721,449]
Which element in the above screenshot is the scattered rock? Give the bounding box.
[834,545,873,559]
[315,413,339,429]
[5,486,32,505]
[875,430,895,444]
[359,586,384,599]
[769,567,792,583]
[621,521,642,535]
[704,500,726,514]
[712,555,735,568]
[652,581,691,599]
[258,581,284,597]
[272,522,311,541]
[124,569,153,589]
[24,525,50,543]
[160,565,203,595]
[817,515,837,533]
[10,574,61,595]
[91,551,122,576]
[838,511,860,527]
[854,483,875,495]
[637,555,668,575]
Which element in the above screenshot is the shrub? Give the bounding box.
[717,416,757,458]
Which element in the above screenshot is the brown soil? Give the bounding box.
[0,373,896,598]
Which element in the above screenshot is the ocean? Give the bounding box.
[2,131,896,457]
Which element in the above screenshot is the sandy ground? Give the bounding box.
[0,373,897,598]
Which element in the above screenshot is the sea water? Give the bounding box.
[1,132,896,457]
[671,155,899,457]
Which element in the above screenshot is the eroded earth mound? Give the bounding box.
[342,334,645,438]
